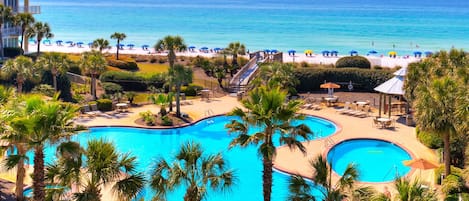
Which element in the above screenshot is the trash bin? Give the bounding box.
[405,115,414,126]
[237,92,243,101]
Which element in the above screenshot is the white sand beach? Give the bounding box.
[28,43,423,68]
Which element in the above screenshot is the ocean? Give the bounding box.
[31,0,469,55]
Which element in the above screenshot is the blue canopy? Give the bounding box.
[65,41,73,44]
[349,50,358,54]
[288,50,296,53]
[424,51,433,55]
[188,46,196,49]
[270,49,278,53]
[118,44,125,47]
[214,47,222,51]
[368,50,378,54]
[200,47,209,50]
[321,50,330,54]
[76,42,84,45]
[42,39,51,44]
[56,40,63,43]
[413,51,422,54]
[127,44,135,47]
[331,50,338,53]
[264,49,271,53]
[142,44,149,48]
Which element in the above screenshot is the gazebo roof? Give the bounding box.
[374,76,405,95]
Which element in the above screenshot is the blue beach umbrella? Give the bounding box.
[413,51,422,58]
[264,49,271,53]
[200,47,208,50]
[349,50,358,56]
[424,51,433,57]
[65,41,74,46]
[270,49,278,54]
[88,42,93,47]
[56,40,63,45]
[127,44,135,49]
[118,44,125,47]
[288,49,296,56]
[142,44,149,50]
[76,42,84,47]
[188,45,196,49]
[321,50,330,56]
[368,50,378,54]
[330,50,338,56]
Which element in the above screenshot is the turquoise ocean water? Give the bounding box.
[31,0,469,55]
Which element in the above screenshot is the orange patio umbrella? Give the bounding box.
[403,158,438,170]
[320,82,340,89]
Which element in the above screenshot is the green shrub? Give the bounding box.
[107,58,139,71]
[68,61,82,75]
[181,84,204,96]
[336,56,371,69]
[294,68,393,92]
[160,115,173,126]
[4,47,24,58]
[416,127,443,149]
[441,175,464,195]
[32,84,55,97]
[96,99,113,111]
[139,111,156,126]
[101,82,123,94]
[100,71,165,91]
[434,165,463,185]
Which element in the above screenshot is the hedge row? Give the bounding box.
[336,56,371,69]
[106,58,139,71]
[294,68,393,92]
[99,71,165,91]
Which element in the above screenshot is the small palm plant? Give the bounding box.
[150,141,235,201]
[148,93,170,116]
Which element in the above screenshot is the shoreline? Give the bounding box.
[27,43,423,68]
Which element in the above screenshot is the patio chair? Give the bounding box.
[384,119,394,128]
[82,105,96,117]
[355,105,370,118]
[349,105,363,116]
[372,117,380,128]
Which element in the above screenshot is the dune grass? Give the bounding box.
[137,63,169,73]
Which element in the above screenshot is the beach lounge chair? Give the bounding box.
[335,102,350,113]
[82,105,96,117]
[355,105,370,118]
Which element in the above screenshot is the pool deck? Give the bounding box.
[0,95,438,199]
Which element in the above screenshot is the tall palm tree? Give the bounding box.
[288,155,359,201]
[13,13,35,53]
[225,42,246,73]
[0,93,31,201]
[110,32,126,60]
[225,86,313,201]
[36,52,72,91]
[92,38,110,53]
[393,177,436,201]
[0,5,13,59]
[170,64,193,117]
[154,35,187,111]
[404,49,468,176]
[150,141,235,201]
[72,139,145,201]
[26,21,53,57]
[79,51,107,100]
[1,55,37,93]
[16,96,79,201]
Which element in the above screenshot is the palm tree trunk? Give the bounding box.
[0,27,4,60]
[37,40,41,57]
[17,78,23,94]
[176,84,181,117]
[168,51,175,112]
[443,132,451,176]
[262,157,273,201]
[52,68,58,91]
[232,54,238,67]
[91,75,97,100]
[116,40,120,60]
[20,29,25,53]
[15,146,26,201]
[33,146,46,201]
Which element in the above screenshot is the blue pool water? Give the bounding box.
[327,139,411,183]
[34,115,336,201]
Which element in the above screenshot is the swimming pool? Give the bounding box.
[36,115,336,200]
[327,139,412,183]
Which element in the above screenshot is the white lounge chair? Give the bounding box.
[335,102,350,113]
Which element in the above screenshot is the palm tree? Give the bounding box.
[404,49,468,176]
[72,139,145,201]
[154,35,186,112]
[79,51,107,100]
[170,64,193,117]
[225,86,313,201]
[110,32,126,60]
[225,42,246,74]
[393,177,436,201]
[250,62,299,93]
[288,155,359,201]
[148,93,170,116]
[26,21,54,57]
[150,141,235,201]
[36,52,72,91]
[0,94,31,201]
[13,13,35,53]
[1,55,37,93]
[0,5,13,59]
[92,38,110,53]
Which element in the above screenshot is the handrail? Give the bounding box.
[229,56,258,86]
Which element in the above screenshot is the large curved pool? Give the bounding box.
[327,139,412,183]
[37,115,337,201]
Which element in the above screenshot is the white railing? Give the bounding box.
[17,6,41,14]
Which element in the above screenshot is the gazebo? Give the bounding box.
[374,67,407,118]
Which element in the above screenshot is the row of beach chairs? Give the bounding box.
[335,102,370,118]
[301,97,322,110]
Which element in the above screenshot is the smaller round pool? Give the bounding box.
[327,139,411,183]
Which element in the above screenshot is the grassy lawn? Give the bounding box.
[138,63,169,73]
